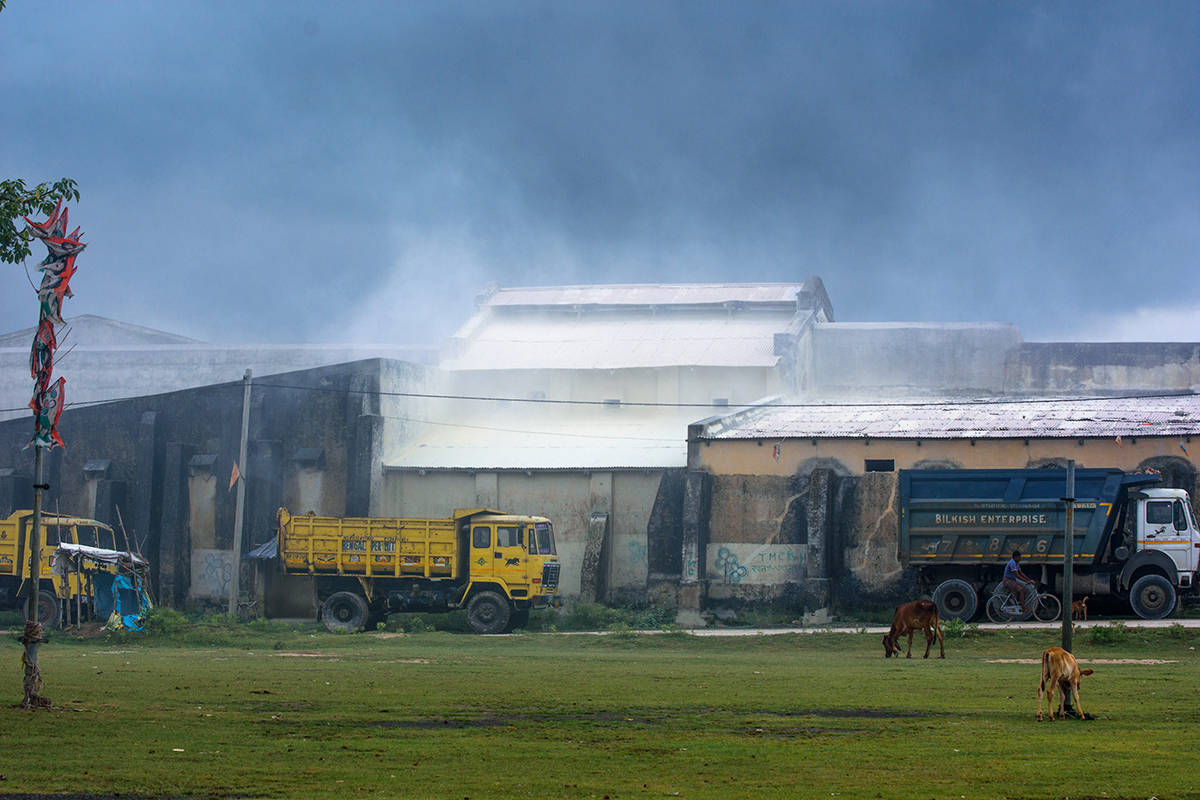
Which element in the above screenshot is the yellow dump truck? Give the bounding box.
[0,510,145,628]
[276,507,562,634]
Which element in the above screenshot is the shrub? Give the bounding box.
[943,617,966,638]
[1087,621,1129,645]
[1163,623,1191,641]
[142,606,189,636]
[559,603,627,631]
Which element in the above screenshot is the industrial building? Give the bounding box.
[1,277,1197,621]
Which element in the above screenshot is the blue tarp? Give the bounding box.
[93,572,151,631]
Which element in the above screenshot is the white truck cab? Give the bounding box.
[1137,489,1200,590]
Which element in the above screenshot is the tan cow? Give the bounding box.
[882,600,945,659]
[1037,646,1094,721]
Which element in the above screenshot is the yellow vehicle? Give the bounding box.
[276,507,561,634]
[0,510,140,627]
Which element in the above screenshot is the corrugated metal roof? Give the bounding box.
[384,406,698,470]
[484,283,803,308]
[442,313,791,370]
[699,395,1200,440]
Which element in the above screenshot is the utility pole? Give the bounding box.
[229,369,252,616]
[1061,460,1075,653]
[21,446,47,708]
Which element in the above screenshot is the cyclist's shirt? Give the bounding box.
[1003,559,1021,582]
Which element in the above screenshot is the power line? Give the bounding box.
[1,383,1196,416]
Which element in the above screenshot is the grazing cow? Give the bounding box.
[1037,646,1094,721]
[1072,596,1089,621]
[882,600,945,659]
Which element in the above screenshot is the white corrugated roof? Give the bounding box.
[484,283,803,307]
[699,395,1200,440]
[385,405,700,470]
[442,312,792,370]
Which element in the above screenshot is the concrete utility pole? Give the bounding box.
[1061,460,1076,653]
[229,369,252,616]
[22,446,47,708]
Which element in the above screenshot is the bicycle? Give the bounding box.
[986,582,1061,623]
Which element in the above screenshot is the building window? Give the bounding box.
[864,459,895,473]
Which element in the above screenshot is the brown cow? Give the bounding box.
[1072,596,1089,621]
[1037,646,1094,721]
[882,600,945,659]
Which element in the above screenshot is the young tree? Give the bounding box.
[1,178,81,264]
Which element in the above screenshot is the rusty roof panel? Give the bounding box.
[700,395,1200,440]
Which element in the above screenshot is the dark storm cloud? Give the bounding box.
[1,0,1196,343]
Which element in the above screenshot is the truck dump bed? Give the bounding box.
[900,469,1161,567]
[278,509,460,579]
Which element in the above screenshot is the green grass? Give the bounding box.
[1,623,1198,799]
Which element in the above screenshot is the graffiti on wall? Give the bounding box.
[191,549,233,597]
[706,543,806,585]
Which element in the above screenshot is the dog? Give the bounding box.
[1071,596,1089,621]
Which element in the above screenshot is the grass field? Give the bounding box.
[1,620,1198,800]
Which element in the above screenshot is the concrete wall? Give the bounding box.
[0,343,438,423]
[695,435,1199,616]
[810,323,1024,398]
[438,364,781,407]
[1007,342,1200,395]
[805,324,1199,400]
[0,358,434,617]
[382,468,682,604]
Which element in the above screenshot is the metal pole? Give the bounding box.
[229,370,252,616]
[1061,460,1075,653]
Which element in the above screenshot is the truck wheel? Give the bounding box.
[932,579,978,622]
[1129,575,1176,620]
[467,591,510,635]
[37,590,61,629]
[321,592,369,633]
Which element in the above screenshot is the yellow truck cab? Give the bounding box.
[276,508,561,634]
[0,510,134,627]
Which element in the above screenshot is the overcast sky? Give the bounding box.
[2,1,1197,345]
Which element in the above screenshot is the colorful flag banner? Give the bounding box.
[229,461,242,492]
[23,200,85,451]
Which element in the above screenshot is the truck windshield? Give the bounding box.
[531,522,555,556]
[1185,499,1198,532]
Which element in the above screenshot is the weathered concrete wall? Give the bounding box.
[0,343,438,423]
[1006,342,1200,395]
[699,440,1199,616]
[811,323,1023,398]
[699,435,1198,482]
[383,468,682,603]
[0,358,431,615]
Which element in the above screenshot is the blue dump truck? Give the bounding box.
[900,469,1199,621]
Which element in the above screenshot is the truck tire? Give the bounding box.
[322,592,369,633]
[467,591,510,635]
[1129,575,1176,620]
[932,579,978,622]
[37,590,61,629]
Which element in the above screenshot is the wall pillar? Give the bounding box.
[93,479,129,540]
[133,411,162,577]
[158,442,196,610]
[347,414,383,517]
[678,471,711,625]
[803,468,834,623]
[0,468,32,518]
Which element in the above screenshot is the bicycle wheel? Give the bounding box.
[1034,593,1061,623]
[986,595,1007,624]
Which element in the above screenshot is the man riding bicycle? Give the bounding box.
[1003,549,1036,611]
